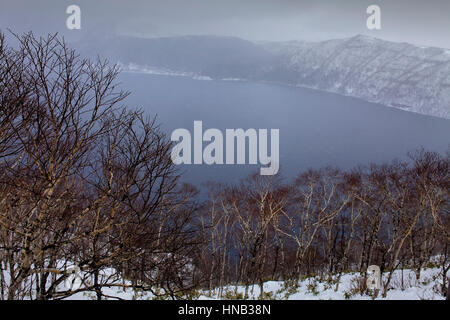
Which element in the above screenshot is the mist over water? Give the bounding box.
[119,72,450,187]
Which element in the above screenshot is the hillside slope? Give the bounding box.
[263,35,450,119]
[75,34,450,119]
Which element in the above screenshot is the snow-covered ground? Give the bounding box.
[198,268,446,300]
[117,62,212,81]
[66,267,447,300]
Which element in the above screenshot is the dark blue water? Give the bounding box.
[119,73,450,186]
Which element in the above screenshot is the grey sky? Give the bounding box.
[1,0,450,48]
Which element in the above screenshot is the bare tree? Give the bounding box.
[0,32,198,300]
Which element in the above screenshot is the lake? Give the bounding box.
[119,73,450,187]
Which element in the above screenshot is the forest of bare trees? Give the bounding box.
[0,32,201,300]
[197,152,449,298]
[0,32,448,300]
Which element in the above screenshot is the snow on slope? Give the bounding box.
[198,268,446,300]
[66,267,447,300]
[263,35,450,119]
[78,34,450,119]
[117,62,213,80]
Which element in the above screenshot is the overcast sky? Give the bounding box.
[1,0,450,48]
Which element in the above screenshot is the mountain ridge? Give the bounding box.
[262,34,450,119]
[75,34,450,119]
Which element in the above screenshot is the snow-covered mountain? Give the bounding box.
[262,35,450,119]
[76,34,450,119]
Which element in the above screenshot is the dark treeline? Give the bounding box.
[0,32,448,300]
